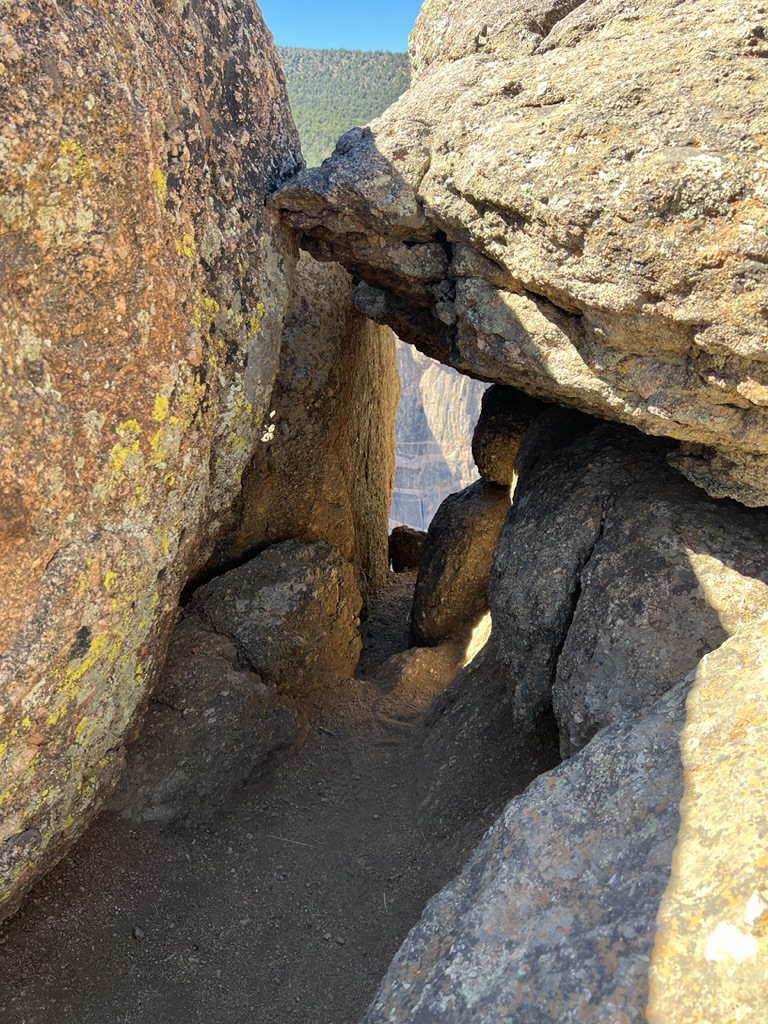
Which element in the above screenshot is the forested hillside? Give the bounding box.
[278,47,410,167]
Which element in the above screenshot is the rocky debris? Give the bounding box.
[364,620,768,1024]
[471,385,546,485]
[273,0,768,506]
[189,540,362,700]
[388,526,426,573]
[0,0,301,923]
[364,676,691,1024]
[409,480,511,647]
[391,338,486,532]
[107,616,304,826]
[209,252,399,596]
[489,414,768,755]
[648,617,768,1023]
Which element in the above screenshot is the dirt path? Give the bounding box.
[0,573,556,1024]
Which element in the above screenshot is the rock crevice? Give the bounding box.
[273,0,768,505]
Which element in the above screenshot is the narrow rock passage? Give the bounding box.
[0,573,555,1024]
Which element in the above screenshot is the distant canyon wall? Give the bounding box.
[391,339,487,532]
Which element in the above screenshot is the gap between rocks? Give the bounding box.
[0,571,560,1024]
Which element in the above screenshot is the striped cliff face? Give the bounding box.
[390,338,487,533]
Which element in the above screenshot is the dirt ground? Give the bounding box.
[0,573,557,1024]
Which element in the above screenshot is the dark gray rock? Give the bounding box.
[410,480,511,647]
[189,540,362,699]
[471,385,546,485]
[489,418,768,754]
[389,526,427,573]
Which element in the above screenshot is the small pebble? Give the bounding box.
[323,932,331,941]
[132,926,144,941]
[336,936,346,946]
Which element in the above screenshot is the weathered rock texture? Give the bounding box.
[648,618,768,1023]
[106,614,304,826]
[0,0,300,921]
[210,252,399,595]
[388,525,426,573]
[274,0,768,506]
[410,480,511,647]
[189,540,362,700]
[418,642,561,854]
[490,414,768,755]
[390,338,487,531]
[471,384,546,485]
[365,619,768,1024]
[364,676,690,1024]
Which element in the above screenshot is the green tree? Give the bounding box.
[278,47,410,167]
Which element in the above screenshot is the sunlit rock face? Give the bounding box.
[391,339,486,531]
[274,0,768,506]
[0,0,300,922]
[364,620,768,1024]
[209,252,399,598]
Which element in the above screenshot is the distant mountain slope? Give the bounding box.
[278,47,410,167]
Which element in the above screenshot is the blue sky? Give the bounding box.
[258,0,423,52]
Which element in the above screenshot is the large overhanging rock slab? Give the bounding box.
[273,0,768,505]
[0,0,300,922]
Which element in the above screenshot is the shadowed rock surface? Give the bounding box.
[364,618,768,1024]
[209,252,399,596]
[364,677,690,1024]
[417,641,561,859]
[0,0,301,923]
[410,479,511,647]
[273,0,768,506]
[189,540,362,701]
[472,384,547,485]
[489,414,768,754]
[388,526,427,573]
[107,616,305,827]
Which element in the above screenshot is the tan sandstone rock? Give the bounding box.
[209,252,399,596]
[274,0,768,506]
[0,0,299,922]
